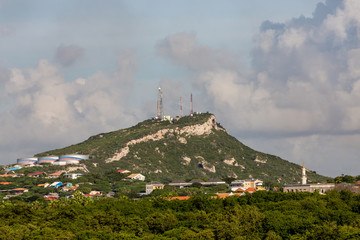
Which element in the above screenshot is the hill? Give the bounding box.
[37,113,328,184]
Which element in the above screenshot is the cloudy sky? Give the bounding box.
[1,0,360,177]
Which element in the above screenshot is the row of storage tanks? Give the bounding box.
[17,154,89,166]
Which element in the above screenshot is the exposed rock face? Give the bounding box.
[106,115,218,163]
[66,166,87,172]
[223,157,239,166]
[178,137,187,144]
[196,156,216,173]
[106,146,130,163]
[254,155,267,164]
[179,115,219,136]
[182,156,191,165]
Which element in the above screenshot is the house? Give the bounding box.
[44,193,59,200]
[214,192,244,199]
[215,193,230,199]
[230,179,263,190]
[0,182,12,185]
[283,184,335,194]
[27,172,45,177]
[5,166,21,171]
[48,172,63,178]
[234,187,246,192]
[50,182,64,188]
[64,173,83,179]
[89,190,102,196]
[118,169,131,174]
[62,183,77,191]
[245,187,257,194]
[201,178,226,186]
[0,174,16,178]
[83,191,103,197]
[168,196,190,200]
[11,188,29,195]
[169,179,227,188]
[125,173,145,181]
[169,179,192,188]
[37,183,50,187]
[146,182,165,194]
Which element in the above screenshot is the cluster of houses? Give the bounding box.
[145,178,265,195]
[0,172,83,179]
[0,169,147,200]
[4,162,357,201]
[0,171,88,200]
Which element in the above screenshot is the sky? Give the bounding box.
[0,0,359,177]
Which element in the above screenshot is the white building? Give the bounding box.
[283,163,335,194]
[125,173,145,181]
[146,182,165,194]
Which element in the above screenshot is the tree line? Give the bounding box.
[0,190,360,239]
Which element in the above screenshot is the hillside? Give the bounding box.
[37,113,328,184]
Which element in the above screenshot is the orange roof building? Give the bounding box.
[49,172,63,178]
[0,174,16,178]
[235,188,246,192]
[245,187,256,194]
[168,196,191,200]
[0,182,12,185]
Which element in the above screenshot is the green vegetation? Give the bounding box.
[1,190,360,239]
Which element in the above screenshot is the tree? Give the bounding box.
[342,175,355,183]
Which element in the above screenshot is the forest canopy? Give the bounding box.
[1,190,360,239]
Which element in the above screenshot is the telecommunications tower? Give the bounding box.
[180,97,183,117]
[157,87,164,119]
[190,93,194,115]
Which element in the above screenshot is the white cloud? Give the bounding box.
[0,49,141,163]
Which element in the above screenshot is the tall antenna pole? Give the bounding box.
[190,93,194,115]
[180,96,183,117]
[157,87,163,119]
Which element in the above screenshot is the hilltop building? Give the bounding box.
[283,163,334,194]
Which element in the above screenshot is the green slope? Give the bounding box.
[36,113,328,184]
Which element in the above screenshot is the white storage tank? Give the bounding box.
[59,154,89,165]
[38,156,59,165]
[53,161,67,166]
[17,157,38,166]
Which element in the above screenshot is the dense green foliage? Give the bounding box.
[1,191,360,239]
[32,113,328,184]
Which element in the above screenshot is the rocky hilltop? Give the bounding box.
[37,113,328,184]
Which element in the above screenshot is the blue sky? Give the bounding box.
[3,0,360,178]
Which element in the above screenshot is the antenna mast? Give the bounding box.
[157,87,164,119]
[190,93,194,115]
[180,96,183,117]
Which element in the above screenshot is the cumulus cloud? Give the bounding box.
[0,49,140,163]
[55,44,84,67]
[157,0,360,176]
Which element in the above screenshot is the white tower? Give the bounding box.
[301,162,307,185]
[157,87,164,119]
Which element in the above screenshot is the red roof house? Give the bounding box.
[245,187,256,194]
[27,172,45,177]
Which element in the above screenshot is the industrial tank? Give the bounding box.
[37,156,59,165]
[59,154,89,165]
[17,157,38,166]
